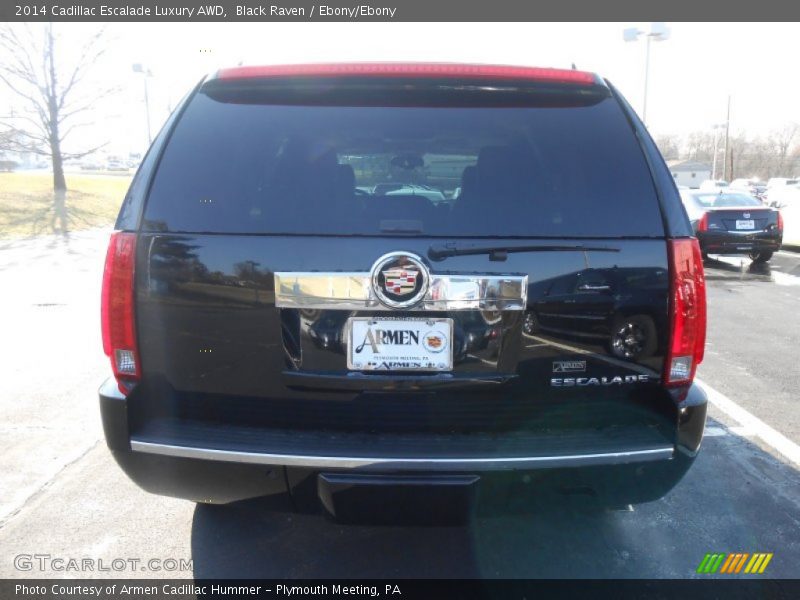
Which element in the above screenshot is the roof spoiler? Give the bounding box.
[209,62,602,86]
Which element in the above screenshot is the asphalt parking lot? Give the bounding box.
[0,231,798,579]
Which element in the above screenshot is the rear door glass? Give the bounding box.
[694,193,762,208]
[143,91,664,237]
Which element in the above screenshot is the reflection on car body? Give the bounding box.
[524,267,665,363]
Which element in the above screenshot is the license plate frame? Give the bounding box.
[346,316,454,372]
[736,219,755,230]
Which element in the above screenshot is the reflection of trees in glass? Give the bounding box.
[233,260,271,288]
[150,238,204,283]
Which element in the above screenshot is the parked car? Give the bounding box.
[80,158,104,171]
[699,179,729,191]
[680,190,782,262]
[768,187,800,246]
[766,184,800,209]
[729,178,767,201]
[106,159,130,172]
[100,63,707,520]
[766,177,798,189]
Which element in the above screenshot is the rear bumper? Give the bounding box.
[697,230,782,254]
[99,378,707,514]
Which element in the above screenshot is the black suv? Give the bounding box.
[100,63,707,521]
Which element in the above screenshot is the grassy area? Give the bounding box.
[0,171,132,238]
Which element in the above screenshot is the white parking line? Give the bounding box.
[703,427,728,437]
[696,378,800,468]
[513,335,799,465]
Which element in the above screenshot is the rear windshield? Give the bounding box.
[142,89,664,237]
[692,193,762,208]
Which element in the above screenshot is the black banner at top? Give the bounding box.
[3,0,800,22]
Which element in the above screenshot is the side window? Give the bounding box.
[547,274,579,296]
[575,270,610,293]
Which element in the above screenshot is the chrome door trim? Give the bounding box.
[131,440,673,470]
[274,272,528,311]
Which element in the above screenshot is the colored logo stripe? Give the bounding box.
[744,553,773,574]
[720,553,750,573]
[698,553,773,574]
[697,553,725,573]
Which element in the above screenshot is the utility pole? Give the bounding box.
[723,95,731,181]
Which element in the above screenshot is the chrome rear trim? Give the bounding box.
[131,440,673,471]
[274,272,528,311]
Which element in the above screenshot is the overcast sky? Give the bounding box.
[4,22,799,156]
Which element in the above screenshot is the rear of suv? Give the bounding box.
[99,63,707,521]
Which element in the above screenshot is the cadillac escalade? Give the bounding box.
[99,63,707,522]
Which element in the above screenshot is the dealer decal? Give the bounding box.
[553,360,587,373]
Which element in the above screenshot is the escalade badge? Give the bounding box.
[371,252,430,309]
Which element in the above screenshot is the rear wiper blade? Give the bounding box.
[428,243,620,262]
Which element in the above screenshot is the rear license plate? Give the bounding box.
[736,219,755,229]
[347,317,454,371]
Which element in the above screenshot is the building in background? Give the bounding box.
[667,160,712,188]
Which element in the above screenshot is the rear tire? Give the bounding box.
[749,250,773,263]
[522,311,539,336]
[609,315,657,360]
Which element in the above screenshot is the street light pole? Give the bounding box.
[623,23,671,126]
[724,95,731,181]
[132,63,153,145]
[143,75,152,144]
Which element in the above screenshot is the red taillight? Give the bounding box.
[697,213,709,232]
[215,63,598,85]
[777,211,784,231]
[101,232,139,392]
[664,239,707,387]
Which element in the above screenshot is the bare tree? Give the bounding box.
[0,24,114,232]
[789,145,800,177]
[0,129,16,155]
[685,131,715,163]
[654,134,681,160]
[657,123,800,181]
[769,122,799,176]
